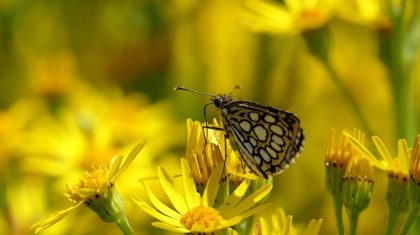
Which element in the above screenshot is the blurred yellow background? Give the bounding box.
[0,0,419,234]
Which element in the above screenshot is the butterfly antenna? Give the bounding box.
[174,86,216,98]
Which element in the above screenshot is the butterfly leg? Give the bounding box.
[202,103,214,145]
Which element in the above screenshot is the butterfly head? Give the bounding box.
[211,95,232,108]
[174,86,234,109]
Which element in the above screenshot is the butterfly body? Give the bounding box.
[175,86,304,179]
[211,94,304,178]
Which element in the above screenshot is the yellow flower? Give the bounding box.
[253,208,323,235]
[325,128,365,235]
[409,135,420,183]
[344,132,409,179]
[133,158,272,234]
[243,0,336,34]
[342,156,374,235]
[401,136,420,234]
[336,0,391,29]
[343,156,374,207]
[20,82,182,177]
[325,129,364,193]
[31,141,146,234]
[185,119,257,189]
[344,132,410,234]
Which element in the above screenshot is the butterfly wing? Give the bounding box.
[221,100,304,178]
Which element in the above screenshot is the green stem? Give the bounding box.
[393,79,415,142]
[324,61,374,138]
[116,215,134,235]
[384,209,400,235]
[400,207,418,235]
[383,0,417,142]
[349,210,360,235]
[234,216,254,235]
[303,26,373,137]
[333,195,345,235]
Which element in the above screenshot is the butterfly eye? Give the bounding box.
[213,97,223,108]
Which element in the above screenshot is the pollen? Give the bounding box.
[66,162,110,202]
[180,206,223,230]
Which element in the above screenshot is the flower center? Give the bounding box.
[180,206,223,230]
[66,162,110,202]
[301,9,323,21]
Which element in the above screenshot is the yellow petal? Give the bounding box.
[260,217,270,234]
[243,0,295,34]
[222,184,272,218]
[180,158,201,208]
[140,181,182,220]
[304,218,323,235]
[151,221,190,233]
[108,155,123,182]
[31,202,83,234]
[344,132,387,170]
[132,196,181,228]
[111,140,147,181]
[397,139,410,173]
[283,215,294,235]
[223,203,271,227]
[158,166,189,214]
[202,163,224,207]
[217,180,250,211]
[372,136,394,168]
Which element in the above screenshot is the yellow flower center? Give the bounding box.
[180,206,223,230]
[301,9,323,21]
[66,162,110,202]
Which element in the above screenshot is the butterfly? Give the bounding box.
[174,86,304,178]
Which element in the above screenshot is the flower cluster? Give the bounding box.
[31,120,323,235]
[331,132,420,235]
[325,129,374,235]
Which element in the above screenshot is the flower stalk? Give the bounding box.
[384,173,409,235]
[303,26,373,137]
[342,157,374,235]
[401,136,420,234]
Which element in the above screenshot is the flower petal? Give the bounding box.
[108,155,123,182]
[221,184,272,218]
[344,132,387,170]
[111,140,147,181]
[217,180,250,211]
[283,215,294,235]
[158,166,189,214]
[397,139,410,173]
[372,136,394,169]
[260,217,270,234]
[304,218,323,235]
[227,171,258,180]
[243,0,295,34]
[151,221,190,233]
[202,163,224,207]
[132,196,182,228]
[140,181,182,220]
[31,202,83,234]
[222,203,271,227]
[181,158,200,208]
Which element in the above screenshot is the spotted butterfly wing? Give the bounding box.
[173,86,304,179]
[220,99,304,178]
